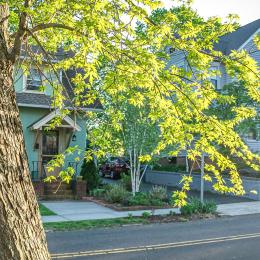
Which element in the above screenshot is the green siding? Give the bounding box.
[14,68,57,96]
[19,107,49,171]
[19,107,86,176]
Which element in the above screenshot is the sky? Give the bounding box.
[163,0,260,25]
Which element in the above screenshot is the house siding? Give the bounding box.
[167,50,186,68]
[14,67,57,96]
[242,35,260,66]
[19,107,49,171]
[19,107,86,176]
[167,26,260,154]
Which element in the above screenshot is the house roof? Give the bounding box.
[16,91,102,110]
[17,46,102,110]
[16,69,102,110]
[29,110,81,131]
[215,19,260,54]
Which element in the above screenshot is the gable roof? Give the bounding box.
[30,110,81,131]
[215,19,260,54]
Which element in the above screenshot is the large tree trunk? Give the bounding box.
[0,59,50,259]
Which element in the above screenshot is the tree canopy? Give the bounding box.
[2,0,260,206]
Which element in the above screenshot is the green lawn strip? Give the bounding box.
[39,203,57,216]
[44,217,149,231]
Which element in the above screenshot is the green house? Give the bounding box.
[14,66,100,180]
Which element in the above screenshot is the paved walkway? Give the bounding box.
[217,201,260,216]
[41,200,260,223]
[41,201,180,223]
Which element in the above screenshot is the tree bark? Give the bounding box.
[0,3,50,259]
[0,54,50,260]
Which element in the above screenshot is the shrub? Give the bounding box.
[102,183,113,192]
[142,211,151,218]
[90,188,106,198]
[149,185,168,201]
[127,192,150,206]
[80,157,100,192]
[149,198,163,206]
[120,173,132,191]
[201,201,217,214]
[180,198,217,216]
[104,184,129,203]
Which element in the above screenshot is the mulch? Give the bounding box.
[83,196,174,211]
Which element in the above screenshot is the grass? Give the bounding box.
[44,217,148,231]
[39,204,57,216]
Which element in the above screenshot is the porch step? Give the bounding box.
[45,190,73,196]
[42,194,75,200]
[44,181,74,199]
[44,182,72,191]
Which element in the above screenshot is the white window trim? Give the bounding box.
[23,70,44,94]
[22,68,63,94]
[210,63,221,90]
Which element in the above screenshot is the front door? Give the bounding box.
[42,129,59,176]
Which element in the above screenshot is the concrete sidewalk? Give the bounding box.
[41,200,260,223]
[41,201,179,223]
[217,201,260,216]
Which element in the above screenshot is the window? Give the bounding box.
[26,68,43,91]
[211,79,218,89]
[210,66,219,89]
[169,47,176,54]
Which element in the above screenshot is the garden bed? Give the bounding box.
[84,196,173,211]
[86,181,174,211]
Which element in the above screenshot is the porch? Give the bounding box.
[30,160,79,180]
[28,109,82,180]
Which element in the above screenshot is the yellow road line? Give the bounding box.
[51,232,260,259]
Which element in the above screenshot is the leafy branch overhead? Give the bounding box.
[2,0,260,206]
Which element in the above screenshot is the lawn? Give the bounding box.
[39,203,57,216]
[44,217,148,231]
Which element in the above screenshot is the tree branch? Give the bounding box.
[31,23,75,33]
[11,0,31,62]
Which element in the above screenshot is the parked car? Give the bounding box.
[99,157,130,179]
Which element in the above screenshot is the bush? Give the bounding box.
[142,211,151,218]
[90,188,106,198]
[127,192,150,206]
[80,157,100,192]
[149,185,168,201]
[120,173,132,191]
[180,198,217,216]
[104,184,130,204]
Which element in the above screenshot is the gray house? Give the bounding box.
[169,18,260,153]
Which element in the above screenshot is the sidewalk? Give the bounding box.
[217,201,260,216]
[41,201,180,223]
[41,200,260,223]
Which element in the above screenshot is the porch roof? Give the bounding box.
[30,110,81,131]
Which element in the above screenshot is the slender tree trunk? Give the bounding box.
[0,60,50,259]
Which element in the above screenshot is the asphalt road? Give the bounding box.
[48,214,260,260]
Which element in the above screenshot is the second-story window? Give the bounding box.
[26,68,43,91]
[211,78,218,89]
